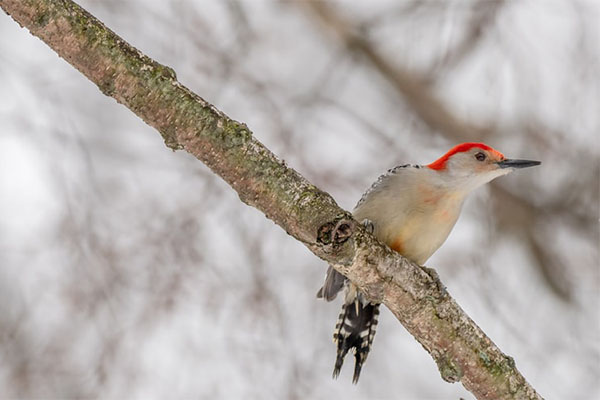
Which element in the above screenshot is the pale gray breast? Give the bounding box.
[353,165,465,265]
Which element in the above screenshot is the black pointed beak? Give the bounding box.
[496,159,541,169]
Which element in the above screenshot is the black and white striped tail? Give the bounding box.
[332,300,380,383]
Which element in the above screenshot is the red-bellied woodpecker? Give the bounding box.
[317,142,541,383]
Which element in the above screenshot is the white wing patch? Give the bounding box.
[354,164,422,209]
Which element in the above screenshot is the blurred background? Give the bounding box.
[0,1,598,398]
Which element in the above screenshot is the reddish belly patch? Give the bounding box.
[390,237,403,253]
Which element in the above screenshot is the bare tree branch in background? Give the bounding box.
[423,1,506,82]
[303,1,487,142]
[0,0,544,398]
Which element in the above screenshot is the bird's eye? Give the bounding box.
[475,152,486,162]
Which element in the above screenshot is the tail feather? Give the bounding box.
[332,301,380,383]
[316,266,347,302]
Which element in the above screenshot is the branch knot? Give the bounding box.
[317,216,356,248]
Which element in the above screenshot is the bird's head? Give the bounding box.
[427,142,541,192]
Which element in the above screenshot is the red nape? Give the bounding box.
[427,142,504,170]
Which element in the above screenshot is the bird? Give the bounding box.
[316,142,541,383]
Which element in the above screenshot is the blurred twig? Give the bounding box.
[304,0,487,141]
[424,1,505,81]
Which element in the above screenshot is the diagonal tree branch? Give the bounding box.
[0,1,542,399]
